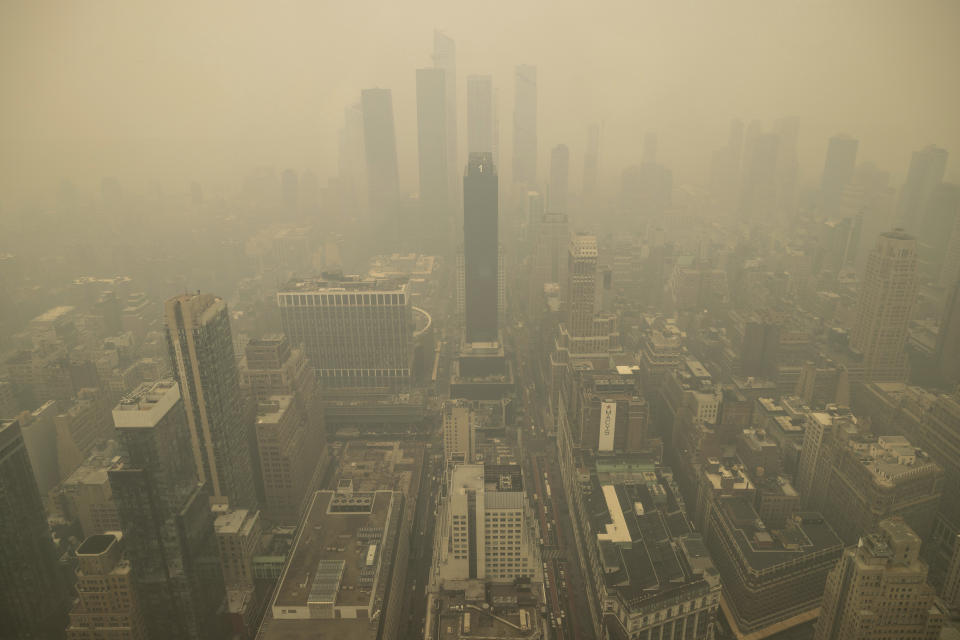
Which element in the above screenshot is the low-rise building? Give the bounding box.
[704,499,843,638]
[258,490,407,640]
[434,463,540,585]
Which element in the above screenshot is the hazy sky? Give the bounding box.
[2,0,959,204]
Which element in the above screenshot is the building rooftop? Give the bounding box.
[719,498,843,572]
[280,275,407,294]
[112,380,180,428]
[63,440,122,487]
[436,585,539,639]
[581,470,717,611]
[256,396,293,424]
[215,508,257,537]
[336,441,425,499]
[270,490,397,622]
[857,435,940,487]
[76,533,117,556]
[31,305,76,325]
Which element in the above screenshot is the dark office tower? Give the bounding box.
[898,144,948,229]
[582,124,600,203]
[936,279,960,386]
[820,134,859,209]
[549,144,570,214]
[433,31,458,208]
[739,131,779,222]
[774,116,799,215]
[280,168,298,213]
[463,152,499,344]
[417,67,450,230]
[0,419,67,640]
[512,64,537,185]
[361,88,400,228]
[467,75,493,154]
[109,381,224,640]
[814,519,943,640]
[165,293,255,508]
[852,231,918,382]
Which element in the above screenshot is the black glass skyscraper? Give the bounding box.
[0,419,67,639]
[463,152,499,344]
[109,381,224,640]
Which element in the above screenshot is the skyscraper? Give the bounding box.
[108,380,224,640]
[433,30,458,211]
[416,67,450,231]
[567,233,600,337]
[814,519,943,640]
[897,144,948,230]
[66,533,145,640]
[361,88,400,229]
[467,74,493,155]
[253,396,319,525]
[851,230,918,381]
[512,65,537,185]
[0,418,68,640]
[820,134,859,209]
[529,211,569,310]
[549,144,569,214]
[463,152,499,344]
[165,293,255,507]
[278,275,413,389]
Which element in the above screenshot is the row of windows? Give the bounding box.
[280,293,406,306]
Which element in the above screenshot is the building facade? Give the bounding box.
[0,419,68,639]
[278,276,413,390]
[435,463,540,584]
[66,533,145,640]
[165,293,255,507]
[814,519,943,640]
[463,152,500,344]
[108,381,225,640]
[851,231,918,382]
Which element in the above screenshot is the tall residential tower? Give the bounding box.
[165,293,255,507]
[851,230,918,382]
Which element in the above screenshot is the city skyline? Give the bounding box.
[2,7,960,640]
